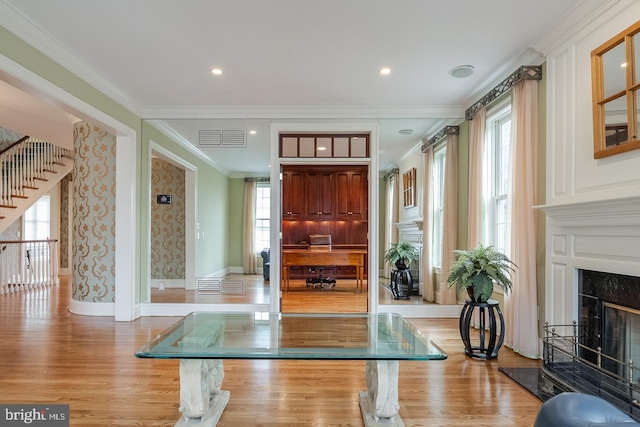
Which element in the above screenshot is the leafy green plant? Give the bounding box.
[384,241,418,269]
[446,244,516,302]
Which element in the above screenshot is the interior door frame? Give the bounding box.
[269,122,380,314]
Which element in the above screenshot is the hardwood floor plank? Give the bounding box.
[0,275,542,426]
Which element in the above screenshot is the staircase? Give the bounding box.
[0,136,74,233]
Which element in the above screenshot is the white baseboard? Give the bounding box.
[378,303,463,318]
[69,299,115,316]
[150,279,185,289]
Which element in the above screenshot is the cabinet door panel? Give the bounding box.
[336,170,366,219]
[306,171,334,219]
[283,171,304,220]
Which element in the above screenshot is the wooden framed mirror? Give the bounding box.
[591,20,640,159]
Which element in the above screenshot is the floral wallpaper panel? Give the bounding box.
[151,158,185,280]
[72,121,116,302]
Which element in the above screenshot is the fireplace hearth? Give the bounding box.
[541,270,640,420]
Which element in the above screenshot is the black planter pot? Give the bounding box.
[395,260,408,270]
[390,267,413,300]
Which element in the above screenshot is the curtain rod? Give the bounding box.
[421,126,459,152]
[465,65,542,121]
[244,177,270,182]
[383,168,399,181]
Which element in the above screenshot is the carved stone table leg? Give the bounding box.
[359,360,404,427]
[175,359,230,427]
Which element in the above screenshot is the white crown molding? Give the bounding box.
[141,105,466,120]
[147,119,228,174]
[461,48,545,109]
[0,1,143,117]
[531,0,629,56]
[146,119,230,176]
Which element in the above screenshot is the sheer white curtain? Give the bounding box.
[242,179,257,275]
[421,147,435,302]
[504,79,539,359]
[468,109,486,325]
[383,170,400,278]
[439,133,458,304]
[468,109,486,249]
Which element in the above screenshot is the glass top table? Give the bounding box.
[135,311,446,361]
[135,312,447,427]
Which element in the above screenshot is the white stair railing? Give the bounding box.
[0,239,59,294]
[0,137,74,216]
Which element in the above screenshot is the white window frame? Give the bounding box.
[484,99,512,258]
[255,182,270,252]
[432,144,446,269]
[23,194,51,241]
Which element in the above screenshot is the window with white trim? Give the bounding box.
[23,195,50,240]
[432,145,446,268]
[484,101,512,255]
[255,182,270,252]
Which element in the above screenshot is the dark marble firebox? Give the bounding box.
[579,269,640,368]
[580,270,640,311]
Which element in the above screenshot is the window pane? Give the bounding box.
[24,195,51,240]
[495,197,508,254]
[316,137,332,157]
[635,33,640,85]
[603,42,627,98]
[485,103,512,254]
[351,137,367,157]
[604,95,628,147]
[299,137,315,157]
[255,184,271,252]
[281,137,298,157]
[432,148,446,267]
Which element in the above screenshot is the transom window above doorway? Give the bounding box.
[280,134,369,158]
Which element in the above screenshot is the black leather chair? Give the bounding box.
[534,392,640,426]
[305,234,336,289]
[260,248,269,282]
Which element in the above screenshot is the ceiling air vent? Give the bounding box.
[198,129,246,148]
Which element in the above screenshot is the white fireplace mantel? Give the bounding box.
[394,220,423,245]
[536,196,640,228]
[539,195,640,326]
[394,220,423,234]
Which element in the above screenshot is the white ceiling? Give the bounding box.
[0,0,597,174]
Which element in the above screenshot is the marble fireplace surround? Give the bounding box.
[540,195,640,327]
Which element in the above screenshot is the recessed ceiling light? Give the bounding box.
[211,68,223,75]
[379,67,391,76]
[317,146,327,151]
[249,130,257,135]
[398,129,413,135]
[449,65,474,78]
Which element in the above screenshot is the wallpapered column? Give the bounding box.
[71,122,116,302]
[150,158,185,280]
[59,174,71,270]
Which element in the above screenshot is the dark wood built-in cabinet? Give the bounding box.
[282,165,368,222]
[282,170,304,219]
[305,170,334,219]
[282,165,368,280]
[335,169,366,220]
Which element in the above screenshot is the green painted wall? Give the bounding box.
[1,25,232,304]
[227,178,245,268]
[142,122,231,281]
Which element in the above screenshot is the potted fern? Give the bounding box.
[384,241,418,270]
[446,244,516,303]
[384,241,418,299]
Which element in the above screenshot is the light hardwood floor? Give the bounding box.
[150,273,427,308]
[0,276,543,426]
